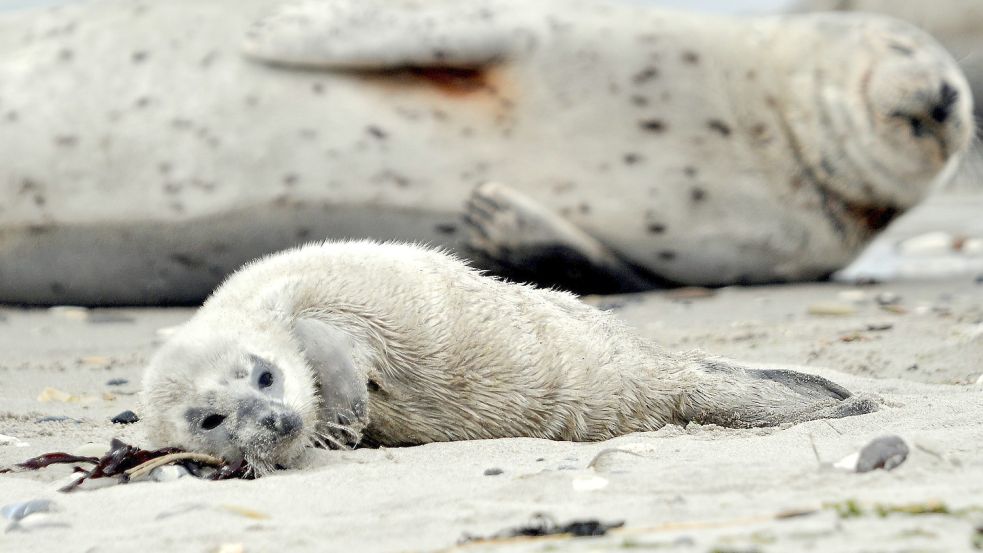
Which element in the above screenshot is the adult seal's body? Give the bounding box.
[0,0,973,303]
[142,241,876,471]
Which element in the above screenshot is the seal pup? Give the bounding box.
[142,240,876,472]
[0,0,973,304]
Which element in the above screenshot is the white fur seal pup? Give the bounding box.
[0,0,974,304]
[142,241,876,471]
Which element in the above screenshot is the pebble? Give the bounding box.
[0,433,29,447]
[874,292,902,306]
[47,305,89,321]
[1,499,57,521]
[807,303,857,316]
[150,465,190,483]
[215,544,245,553]
[73,442,109,458]
[572,475,609,492]
[36,387,85,403]
[111,410,140,424]
[857,435,910,473]
[898,231,953,255]
[106,378,129,386]
[837,290,867,304]
[483,467,503,476]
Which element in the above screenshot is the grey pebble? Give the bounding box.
[111,410,140,424]
[874,292,901,306]
[857,435,909,473]
[483,468,504,476]
[105,378,129,386]
[1,499,56,521]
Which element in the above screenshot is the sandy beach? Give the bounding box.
[2,193,982,552]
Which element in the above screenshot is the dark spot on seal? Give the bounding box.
[111,410,140,425]
[658,250,677,261]
[169,253,205,269]
[630,95,649,107]
[54,135,78,147]
[639,119,666,133]
[647,223,666,234]
[283,173,299,186]
[367,125,387,139]
[889,43,914,57]
[435,223,457,235]
[681,51,700,64]
[134,96,151,109]
[746,70,757,80]
[158,162,172,175]
[433,49,448,62]
[50,282,66,295]
[311,82,325,95]
[750,123,768,140]
[683,166,698,178]
[632,66,659,85]
[691,187,707,202]
[483,468,504,476]
[578,203,590,215]
[131,50,148,63]
[295,227,311,240]
[623,153,642,165]
[57,48,73,62]
[407,67,490,96]
[707,119,731,137]
[5,111,18,123]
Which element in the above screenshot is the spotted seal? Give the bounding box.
[141,240,876,471]
[0,0,973,303]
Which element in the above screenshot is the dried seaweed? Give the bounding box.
[461,513,624,543]
[7,438,252,491]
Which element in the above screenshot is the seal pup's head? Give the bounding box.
[141,322,322,474]
[774,13,974,212]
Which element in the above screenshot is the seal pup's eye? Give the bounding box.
[258,371,274,389]
[201,414,226,430]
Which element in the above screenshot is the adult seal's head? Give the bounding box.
[753,13,973,215]
[141,320,322,473]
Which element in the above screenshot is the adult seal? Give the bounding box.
[142,241,876,471]
[0,0,973,303]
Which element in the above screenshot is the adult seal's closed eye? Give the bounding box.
[0,0,973,303]
[141,241,878,471]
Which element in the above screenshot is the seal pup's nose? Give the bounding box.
[261,412,302,436]
[930,81,959,123]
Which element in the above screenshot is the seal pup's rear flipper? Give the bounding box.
[242,0,526,69]
[680,357,879,428]
[292,317,368,448]
[463,182,659,294]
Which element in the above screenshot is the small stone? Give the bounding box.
[833,452,859,471]
[73,442,108,458]
[483,468,503,476]
[36,387,76,403]
[572,475,609,491]
[106,378,129,386]
[837,290,867,304]
[898,232,953,255]
[0,434,29,447]
[865,323,893,332]
[111,410,140,424]
[1,499,57,521]
[47,305,89,321]
[874,292,901,306]
[215,544,245,553]
[150,465,190,482]
[807,303,856,316]
[856,435,909,473]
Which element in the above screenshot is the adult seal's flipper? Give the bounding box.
[463,182,659,294]
[242,0,523,69]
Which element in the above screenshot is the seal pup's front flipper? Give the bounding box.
[242,0,526,69]
[680,357,879,428]
[292,317,368,448]
[463,182,659,294]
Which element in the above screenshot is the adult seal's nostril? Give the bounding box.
[931,81,959,123]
